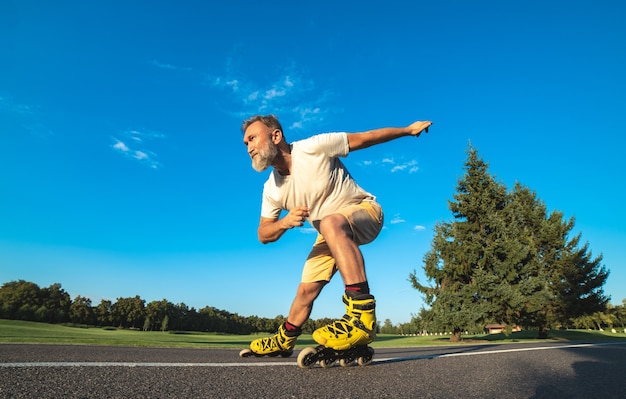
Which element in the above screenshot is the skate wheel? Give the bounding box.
[339,349,357,367]
[319,358,335,368]
[297,347,318,369]
[239,348,253,358]
[357,347,375,366]
[280,350,293,358]
[339,358,354,367]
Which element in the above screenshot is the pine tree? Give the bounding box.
[502,184,556,334]
[411,146,610,340]
[410,146,507,341]
[549,229,609,327]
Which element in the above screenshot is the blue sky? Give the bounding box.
[1,1,624,325]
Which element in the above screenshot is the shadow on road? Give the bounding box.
[371,344,503,366]
[529,343,626,398]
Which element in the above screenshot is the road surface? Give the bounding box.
[2,342,626,398]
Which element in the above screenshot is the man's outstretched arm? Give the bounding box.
[347,120,432,152]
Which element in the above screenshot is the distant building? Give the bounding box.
[485,324,522,334]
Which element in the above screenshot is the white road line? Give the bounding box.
[2,342,624,368]
[0,361,295,368]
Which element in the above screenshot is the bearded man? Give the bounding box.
[241,114,432,356]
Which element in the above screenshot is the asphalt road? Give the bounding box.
[2,342,626,398]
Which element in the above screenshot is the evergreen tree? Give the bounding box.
[549,230,609,327]
[410,146,507,341]
[496,183,551,332]
[411,146,610,340]
[521,204,609,335]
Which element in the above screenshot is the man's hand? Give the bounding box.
[282,206,310,229]
[258,206,310,243]
[407,121,432,137]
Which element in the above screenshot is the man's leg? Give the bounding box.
[318,213,366,285]
[286,281,326,327]
[246,281,324,356]
[312,202,382,349]
[245,208,372,356]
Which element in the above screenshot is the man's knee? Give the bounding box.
[319,214,351,239]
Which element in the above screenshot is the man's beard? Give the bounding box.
[252,140,278,172]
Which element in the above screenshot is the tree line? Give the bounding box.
[410,146,619,340]
[1,277,622,337]
[0,279,341,334]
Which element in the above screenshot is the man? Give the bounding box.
[242,115,432,356]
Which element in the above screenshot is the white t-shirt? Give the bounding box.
[260,132,375,227]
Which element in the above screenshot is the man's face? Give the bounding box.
[244,121,278,172]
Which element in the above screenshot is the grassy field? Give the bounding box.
[1,319,625,349]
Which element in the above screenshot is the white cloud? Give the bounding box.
[128,129,164,142]
[154,57,334,131]
[390,214,406,224]
[226,80,239,91]
[264,86,286,100]
[290,106,322,130]
[150,60,192,72]
[207,63,333,131]
[134,150,148,160]
[111,129,164,169]
[246,91,259,102]
[414,225,426,231]
[360,157,420,174]
[112,140,130,152]
[128,130,143,142]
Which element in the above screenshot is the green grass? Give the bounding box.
[1,319,625,349]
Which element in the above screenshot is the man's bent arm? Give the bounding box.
[258,217,292,244]
[258,206,310,244]
[347,120,432,151]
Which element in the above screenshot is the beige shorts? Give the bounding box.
[301,200,384,283]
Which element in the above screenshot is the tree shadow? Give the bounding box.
[371,344,504,366]
[527,343,626,398]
